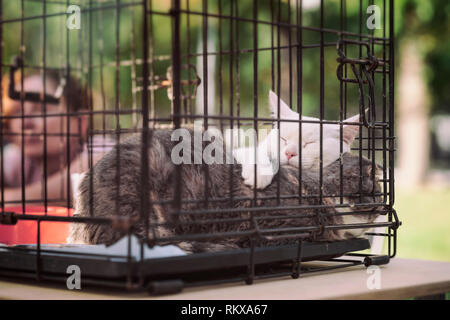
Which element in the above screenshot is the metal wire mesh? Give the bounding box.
[0,0,399,294]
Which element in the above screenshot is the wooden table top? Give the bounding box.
[0,258,449,300]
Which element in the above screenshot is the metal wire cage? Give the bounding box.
[0,0,400,295]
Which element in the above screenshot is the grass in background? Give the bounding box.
[394,187,450,262]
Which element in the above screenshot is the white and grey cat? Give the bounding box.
[68,91,380,250]
[68,128,382,251]
[233,91,361,189]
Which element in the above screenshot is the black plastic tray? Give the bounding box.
[0,238,370,281]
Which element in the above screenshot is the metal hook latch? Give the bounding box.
[336,39,383,128]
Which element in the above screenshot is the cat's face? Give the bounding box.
[268,91,360,169]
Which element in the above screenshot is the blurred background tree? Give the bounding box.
[395,0,450,187]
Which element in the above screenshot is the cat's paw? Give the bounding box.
[242,164,274,189]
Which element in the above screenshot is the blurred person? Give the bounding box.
[1,70,110,207]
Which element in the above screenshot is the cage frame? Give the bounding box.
[0,0,400,295]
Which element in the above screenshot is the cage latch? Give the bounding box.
[336,39,383,129]
[391,209,401,230]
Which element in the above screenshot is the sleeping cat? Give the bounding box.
[235,91,362,189]
[68,128,382,253]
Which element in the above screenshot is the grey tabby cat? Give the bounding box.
[68,129,382,253]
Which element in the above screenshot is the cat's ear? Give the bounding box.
[269,90,298,119]
[342,113,361,145]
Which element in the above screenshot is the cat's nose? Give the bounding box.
[285,150,297,160]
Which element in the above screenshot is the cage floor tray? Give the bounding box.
[0,238,370,283]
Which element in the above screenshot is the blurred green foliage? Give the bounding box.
[1,0,448,122]
[395,0,450,115]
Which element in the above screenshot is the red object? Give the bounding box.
[0,206,73,245]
